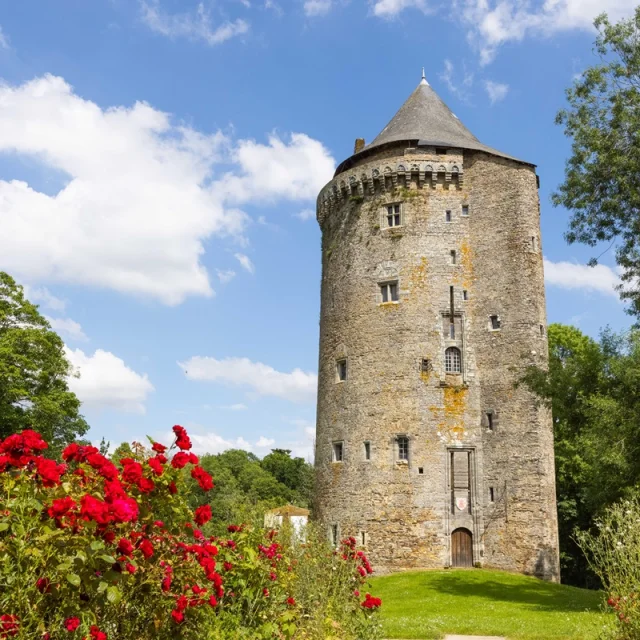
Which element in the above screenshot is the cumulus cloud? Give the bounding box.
[179,356,317,404]
[46,316,89,342]
[234,253,255,273]
[23,286,66,312]
[0,75,335,305]
[543,258,620,298]
[304,0,332,15]
[485,80,509,103]
[371,0,429,17]
[459,0,638,65]
[140,0,249,46]
[256,436,276,448]
[66,347,154,414]
[0,26,9,50]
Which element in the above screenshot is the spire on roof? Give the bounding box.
[421,68,428,86]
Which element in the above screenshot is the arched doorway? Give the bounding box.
[451,528,473,567]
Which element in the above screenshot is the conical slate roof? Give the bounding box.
[335,76,529,175]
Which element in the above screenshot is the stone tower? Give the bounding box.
[314,75,560,581]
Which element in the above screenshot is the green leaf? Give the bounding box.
[90,540,105,551]
[100,554,116,564]
[66,573,81,587]
[0,523,9,533]
[97,581,108,594]
[106,586,121,604]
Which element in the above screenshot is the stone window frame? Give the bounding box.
[336,358,348,383]
[450,250,457,265]
[462,290,469,301]
[446,446,478,516]
[382,202,403,229]
[392,434,411,467]
[445,347,462,374]
[441,311,467,384]
[332,441,344,463]
[461,204,469,217]
[378,280,400,304]
[445,209,453,223]
[489,315,502,331]
[358,530,369,547]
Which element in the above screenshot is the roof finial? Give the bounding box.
[420,67,429,86]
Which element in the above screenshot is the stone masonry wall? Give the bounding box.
[314,142,560,580]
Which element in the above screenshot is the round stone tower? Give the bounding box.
[314,74,560,581]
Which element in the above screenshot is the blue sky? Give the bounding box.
[0,0,633,458]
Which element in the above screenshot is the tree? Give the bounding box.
[0,272,88,450]
[521,324,640,587]
[554,8,640,316]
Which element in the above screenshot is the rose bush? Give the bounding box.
[0,427,380,639]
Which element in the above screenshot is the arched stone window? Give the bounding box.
[445,347,462,374]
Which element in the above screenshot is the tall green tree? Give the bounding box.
[0,272,88,450]
[522,323,640,587]
[554,8,640,315]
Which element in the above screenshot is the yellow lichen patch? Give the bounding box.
[444,385,468,421]
[459,239,474,289]
[420,370,431,383]
[379,302,400,311]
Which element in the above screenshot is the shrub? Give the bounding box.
[0,427,380,639]
[577,497,640,639]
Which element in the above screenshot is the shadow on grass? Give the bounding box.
[423,571,602,614]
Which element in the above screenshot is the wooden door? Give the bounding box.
[451,528,473,567]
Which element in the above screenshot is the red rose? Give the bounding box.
[47,496,76,520]
[117,538,134,557]
[191,466,214,491]
[361,593,382,609]
[171,610,184,624]
[89,626,107,640]
[64,617,80,631]
[125,563,136,574]
[0,614,19,637]
[161,576,172,592]
[171,452,190,469]
[151,442,167,453]
[136,477,155,494]
[109,498,138,523]
[172,425,192,451]
[287,597,296,606]
[147,457,164,476]
[194,504,212,526]
[36,577,51,593]
[209,595,218,607]
[138,539,154,559]
[168,481,178,494]
[120,460,143,484]
[34,457,65,487]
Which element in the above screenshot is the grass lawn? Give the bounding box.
[369,568,611,640]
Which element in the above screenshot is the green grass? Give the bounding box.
[369,569,612,639]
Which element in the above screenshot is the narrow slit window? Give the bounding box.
[463,290,468,301]
[397,436,409,461]
[450,250,457,265]
[445,210,452,222]
[531,236,537,250]
[332,442,344,462]
[418,467,424,475]
[336,359,347,382]
[380,281,399,303]
[420,358,431,373]
[331,524,339,547]
[490,315,501,330]
[489,487,495,503]
[364,441,371,461]
[540,324,545,336]
[449,323,455,339]
[487,412,494,431]
[445,347,462,374]
[462,205,469,217]
[361,531,367,546]
[387,204,401,227]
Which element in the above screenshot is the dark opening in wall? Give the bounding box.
[489,487,495,502]
[462,205,469,217]
[364,441,371,461]
[450,250,457,265]
[332,442,343,462]
[331,524,338,546]
[490,315,501,330]
[420,358,432,373]
[436,147,447,155]
[446,210,452,222]
[463,290,468,301]
[487,412,494,431]
[418,467,424,475]
[336,359,347,381]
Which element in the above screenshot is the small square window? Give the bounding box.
[418,467,424,475]
[380,281,399,303]
[386,204,402,227]
[462,205,469,217]
[397,436,409,461]
[445,210,452,222]
[450,250,457,265]
[364,441,371,461]
[336,359,347,382]
[463,290,468,301]
[490,315,501,330]
[489,487,495,502]
[420,358,432,373]
[332,442,344,462]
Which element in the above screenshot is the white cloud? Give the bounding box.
[179,356,317,404]
[23,286,66,311]
[0,26,9,50]
[140,0,249,46]
[223,403,248,410]
[459,0,638,65]
[234,253,255,273]
[214,132,335,205]
[371,0,429,17]
[46,316,89,342]
[439,59,474,102]
[65,347,154,414]
[256,436,276,448]
[543,258,620,298]
[162,428,253,455]
[216,269,236,284]
[295,208,315,221]
[0,76,334,305]
[304,0,332,16]
[485,80,509,104]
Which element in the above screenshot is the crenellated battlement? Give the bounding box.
[317,156,464,224]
